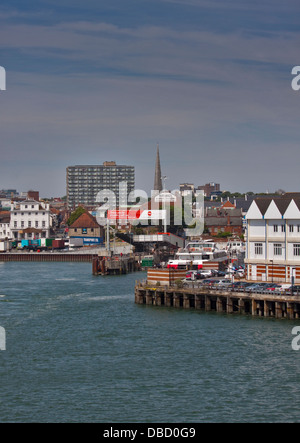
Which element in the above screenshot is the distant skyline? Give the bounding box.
[0,0,299,197]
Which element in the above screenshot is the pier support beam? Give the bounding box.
[252,299,258,316]
[287,302,294,320]
[146,291,153,305]
[217,297,224,313]
[275,301,283,318]
[173,293,180,308]
[227,297,233,314]
[164,291,171,307]
[239,298,245,315]
[195,295,202,310]
[183,295,190,309]
[205,295,211,312]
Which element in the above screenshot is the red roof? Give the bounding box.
[70,211,100,229]
[221,200,236,209]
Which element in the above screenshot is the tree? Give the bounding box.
[67,206,86,226]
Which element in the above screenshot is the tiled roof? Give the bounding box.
[70,211,100,228]
[254,193,300,216]
[0,211,11,224]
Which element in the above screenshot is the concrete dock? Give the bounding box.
[135,282,300,320]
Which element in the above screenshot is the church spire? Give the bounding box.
[154,143,162,192]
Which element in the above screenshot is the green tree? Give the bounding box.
[67,206,86,226]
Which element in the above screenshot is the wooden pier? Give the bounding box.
[135,282,300,320]
[92,255,140,275]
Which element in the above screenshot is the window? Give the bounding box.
[281,225,285,233]
[35,221,38,228]
[274,243,283,256]
[42,221,45,228]
[255,243,263,255]
[294,244,300,257]
[14,221,17,228]
[274,225,278,233]
[21,221,24,228]
[28,221,31,227]
[289,225,294,233]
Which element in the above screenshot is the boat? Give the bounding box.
[226,237,245,254]
[167,240,228,270]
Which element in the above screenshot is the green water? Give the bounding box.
[0,262,300,423]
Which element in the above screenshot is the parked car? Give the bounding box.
[265,284,282,292]
[217,271,226,277]
[200,270,213,278]
[286,285,300,295]
[232,281,251,289]
[201,278,216,286]
[186,271,199,280]
[246,283,263,292]
[216,279,232,287]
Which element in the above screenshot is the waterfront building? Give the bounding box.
[66,162,135,210]
[10,200,52,241]
[68,211,104,246]
[245,193,300,283]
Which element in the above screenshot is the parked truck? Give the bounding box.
[52,239,65,249]
[0,241,12,252]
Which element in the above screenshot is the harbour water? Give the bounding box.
[0,262,300,423]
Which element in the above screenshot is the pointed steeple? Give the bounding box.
[154,143,162,192]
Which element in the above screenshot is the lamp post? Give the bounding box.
[161,176,168,234]
[270,259,274,284]
[292,267,296,296]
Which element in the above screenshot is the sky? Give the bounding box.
[0,0,299,198]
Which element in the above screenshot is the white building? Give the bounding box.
[245,193,300,283]
[0,213,12,240]
[10,200,52,241]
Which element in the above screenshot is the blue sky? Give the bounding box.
[0,0,299,197]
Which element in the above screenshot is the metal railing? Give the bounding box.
[136,279,300,297]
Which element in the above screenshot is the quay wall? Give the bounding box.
[0,253,98,262]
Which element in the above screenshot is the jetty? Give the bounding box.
[135,269,300,320]
[92,255,140,275]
